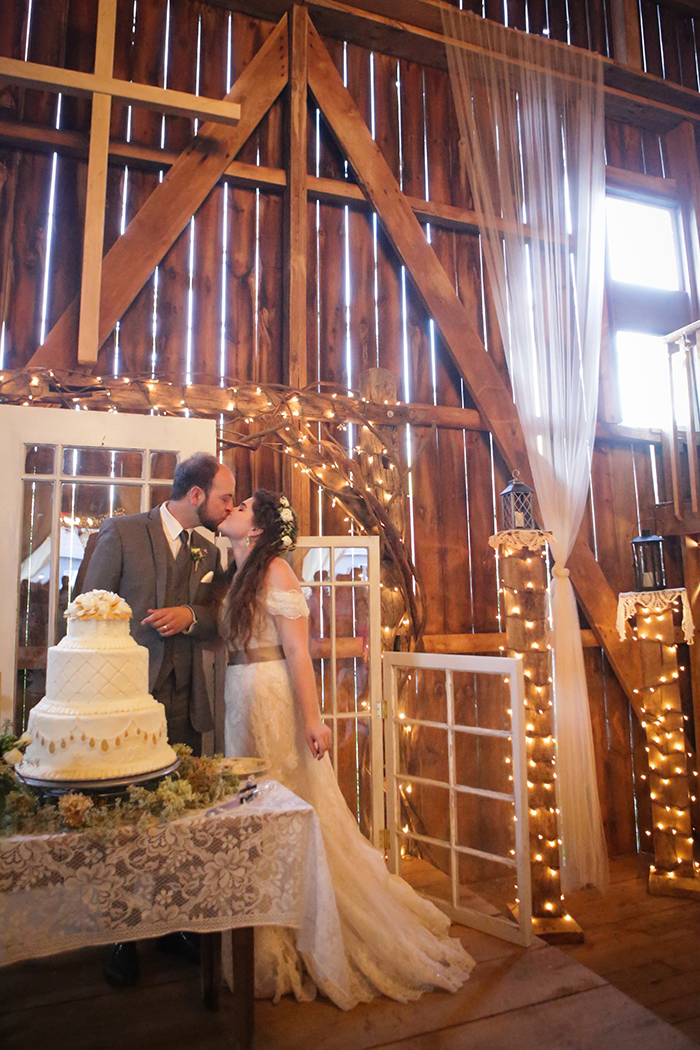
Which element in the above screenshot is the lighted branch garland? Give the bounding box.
[0,368,426,645]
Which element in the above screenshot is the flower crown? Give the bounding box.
[276,495,298,551]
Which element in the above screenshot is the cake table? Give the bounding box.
[0,779,341,1049]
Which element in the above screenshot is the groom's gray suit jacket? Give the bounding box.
[80,505,224,734]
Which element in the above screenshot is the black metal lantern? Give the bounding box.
[631,530,666,591]
[500,472,535,531]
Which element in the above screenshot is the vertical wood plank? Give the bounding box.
[639,0,664,77]
[61,0,98,133]
[658,7,682,87]
[163,0,198,153]
[128,0,168,149]
[22,0,69,127]
[225,185,256,382]
[191,2,230,384]
[4,153,53,366]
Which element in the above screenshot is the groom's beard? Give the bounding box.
[196,499,221,533]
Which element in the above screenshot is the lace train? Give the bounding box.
[224,588,474,1009]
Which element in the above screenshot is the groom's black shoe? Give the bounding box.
[104,941,139,988]
[157,931,200,964]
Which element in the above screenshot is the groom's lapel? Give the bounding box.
[147,506,170,610]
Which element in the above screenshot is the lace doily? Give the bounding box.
[616,588,694,644]
[0,779,342,975]
[489,529,553,554]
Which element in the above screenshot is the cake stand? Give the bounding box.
[15,759,181,800]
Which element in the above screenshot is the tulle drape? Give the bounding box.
[442,11,608,892]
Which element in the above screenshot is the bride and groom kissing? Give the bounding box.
[81,452,474,1008]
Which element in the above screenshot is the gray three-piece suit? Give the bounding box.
[80,505,225,750]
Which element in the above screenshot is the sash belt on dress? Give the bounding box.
[228,645,285,666]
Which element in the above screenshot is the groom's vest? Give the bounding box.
[155,534,193,691]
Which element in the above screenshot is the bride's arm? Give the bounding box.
[268,559,333,760]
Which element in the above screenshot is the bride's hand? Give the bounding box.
[306,720,333,760]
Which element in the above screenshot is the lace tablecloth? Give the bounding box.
[0,779,340,971]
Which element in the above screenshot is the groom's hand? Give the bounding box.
[142,606,195,636]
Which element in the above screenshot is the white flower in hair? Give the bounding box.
[280,534,293,548]
[279,496,290,507]
[279,507,294,523]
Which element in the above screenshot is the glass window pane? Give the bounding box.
[333,546,369,581]
[454,731,512,795]
[335,654,369,714]
[60,483,142,538]
[453,670,511,733]
[150,451,179,479]
[296,546,331,585]
[606,197,681,290]
[24,444,55,475]
[335,716,372,838]
[397,668,447,724]
[62,447,144,478]
[616,331,672,429]
[18,480,53,726]
[398,723,449,783]
[150,484,171,509]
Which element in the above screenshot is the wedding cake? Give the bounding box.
[17,590,177,781]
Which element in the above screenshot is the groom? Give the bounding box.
[80,451,234,753]
[79,452,234,989]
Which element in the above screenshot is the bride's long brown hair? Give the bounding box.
[221,489,299,652]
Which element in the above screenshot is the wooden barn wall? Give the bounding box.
[4,0,700,858]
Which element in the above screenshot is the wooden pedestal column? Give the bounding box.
[628,596,700,897]
[491,530,583,943]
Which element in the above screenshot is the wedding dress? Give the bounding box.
[224,586,475,1010]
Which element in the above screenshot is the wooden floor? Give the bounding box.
[560,852,700,1047]
[1,853,699,1050]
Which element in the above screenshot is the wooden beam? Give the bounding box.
[306,17,643,705]
[0,57,241,126]
[285,5,311,530]
[77,0,118,366]
[78,92,111,365]
[27,15,289,371]
[1,116,680,231]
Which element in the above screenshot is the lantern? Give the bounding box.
[500,472,535,531]
[631,530,666,591]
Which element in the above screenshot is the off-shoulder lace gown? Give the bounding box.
[224,587,474,1010]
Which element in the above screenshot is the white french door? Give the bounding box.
[293,536,383,848]
[0,405,216,730]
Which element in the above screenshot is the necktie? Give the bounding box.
[176,530,189,566]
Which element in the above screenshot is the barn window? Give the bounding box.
[605,195,690,429]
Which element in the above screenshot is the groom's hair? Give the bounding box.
[170,452,221,500]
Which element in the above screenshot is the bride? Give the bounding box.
[218,489,474,1009]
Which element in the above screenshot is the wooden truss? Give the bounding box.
[1,4,644,707]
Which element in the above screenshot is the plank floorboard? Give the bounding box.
[1,854,698,1050]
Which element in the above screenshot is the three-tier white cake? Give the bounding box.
[17,589,177,781]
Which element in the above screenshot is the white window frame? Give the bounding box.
[0,404,216,728]
[383,651,533,946]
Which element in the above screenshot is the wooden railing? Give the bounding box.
[659,320,700,531]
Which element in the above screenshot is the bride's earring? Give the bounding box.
[245,534,251,548]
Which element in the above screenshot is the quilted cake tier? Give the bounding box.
[47,646,149,704]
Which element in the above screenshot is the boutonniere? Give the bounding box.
[190,546,207,568]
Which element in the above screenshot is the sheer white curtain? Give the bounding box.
[442,11,608,892]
